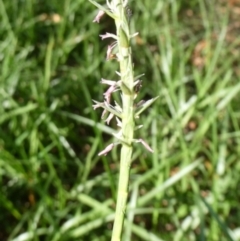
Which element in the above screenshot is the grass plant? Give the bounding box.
[1,0,240,241]
[89,1,158,240]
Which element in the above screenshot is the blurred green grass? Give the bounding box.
[1,0,240,240]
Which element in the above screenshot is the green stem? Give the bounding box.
[111,0,135,240]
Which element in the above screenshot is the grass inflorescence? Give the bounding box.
[1,0,240,241]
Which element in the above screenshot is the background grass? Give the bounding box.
[1,0,240,240]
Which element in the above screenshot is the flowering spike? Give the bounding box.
[88,1,157,240]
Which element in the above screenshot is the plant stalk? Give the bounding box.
[111,0,135,240]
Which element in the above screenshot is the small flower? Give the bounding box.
[93,10,105,23]
[99,33,118,40]
[104,101,122,117]
[130,32,139,38]
[104,84,119,103]
[101,79,121,103]
[101,78,117,85]
[103,85,114,103]
[106,42,117,60]
[114,101,122,112]
[134,138,154,153]
[98,142,119,156]
[105,112,114,125]
[92,100,104,110]
[101,109,107,119]
[98,143,114,156]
